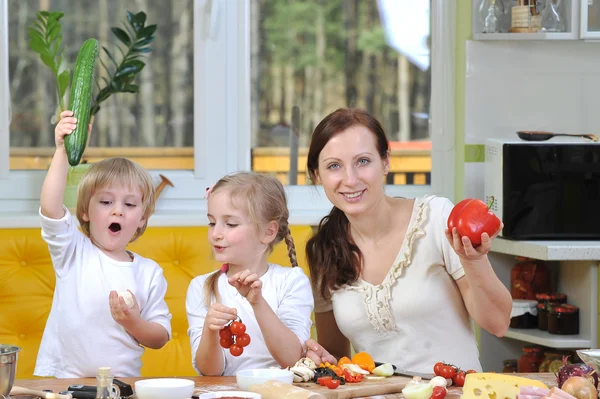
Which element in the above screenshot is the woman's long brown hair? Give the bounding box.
[203,172,298,305]
[305,108,389,300]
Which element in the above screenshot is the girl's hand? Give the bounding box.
[445,223,503,262]
[305,338,337,365]
[109,290,141,326]
[54,110,92,150]
[204,303,237,331]
[228,269,263,305]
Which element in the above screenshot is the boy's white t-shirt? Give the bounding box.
[34,207,172,378]
[186,264,313,376]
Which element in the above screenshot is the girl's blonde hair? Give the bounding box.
[204,171,298,305]
[76,157,156,242]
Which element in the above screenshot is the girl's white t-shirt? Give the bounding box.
[186,264,313,376]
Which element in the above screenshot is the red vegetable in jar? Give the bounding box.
[447,197,501,246]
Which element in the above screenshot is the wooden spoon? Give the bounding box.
[10,386,73,399]
[517,131,599,142]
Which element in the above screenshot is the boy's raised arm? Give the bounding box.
[40,110,81,219]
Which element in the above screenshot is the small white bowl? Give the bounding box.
[235,368,294,391]
[135,378,195,399]
[198,391,261,399]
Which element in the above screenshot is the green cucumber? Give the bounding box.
[65,38,98,166]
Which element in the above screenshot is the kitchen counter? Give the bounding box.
[13,373,559,399]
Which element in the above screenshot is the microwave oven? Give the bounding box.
[484,138,600,240]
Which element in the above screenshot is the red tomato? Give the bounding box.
[452,370,466,387]
[439,364,457,379]
[431,386,447,399]
[236,333,251,347]
[229,344,243,356]
[466,369,477,374]
[433,362,445,376]
[318,376,332,386]
[447,198,501,246]
[230,321,246,335]
[219,337,233,349]
[219,327,232,340]
[325,379,340,389]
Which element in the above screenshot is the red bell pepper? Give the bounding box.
[447,197,501,246]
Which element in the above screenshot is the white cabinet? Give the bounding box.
[479,238,599,372]
[472,0,580,40]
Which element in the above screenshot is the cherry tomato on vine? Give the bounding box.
[236,333,251,347]
[439,364,457,379]
[433,362,445,376]
[219,337,233,349]
[230,344,243,357]
[452,370,466,387]
[219,327,232,340]
[230,321,246,335]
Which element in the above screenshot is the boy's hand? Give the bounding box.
[204,303,237,332]
[228,269,263,305]
[55,110,92,150]
[109,290,141,327]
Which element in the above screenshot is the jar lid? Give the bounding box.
[523,345,544,353]
[511,299,538,318]
[550,304,579,313]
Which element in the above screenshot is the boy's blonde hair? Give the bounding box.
[76,157,156,242]
[204,171,298,305]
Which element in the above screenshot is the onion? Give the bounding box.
[561,376,598,399]
[556,357,598,389]
[402,382,434,399]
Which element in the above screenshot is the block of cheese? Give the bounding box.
[461,373,549,399]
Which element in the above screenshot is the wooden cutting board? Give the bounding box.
[294,375,413,399]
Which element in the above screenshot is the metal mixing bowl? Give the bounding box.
[0,344,21,397]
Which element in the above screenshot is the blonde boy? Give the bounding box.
[35,110,171,378]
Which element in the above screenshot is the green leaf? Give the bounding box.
[134,37,154,48]
[133,11,147,30]
[102,46,119,68]
[137,24,156,38]
[111,27,131,46]
[57,69,70,100]
[123,84,139,93]
[126,10,135,28]
[28,30,46,54]
[47,23,61,44]
[40,53,57,74]
[132,47,152,54]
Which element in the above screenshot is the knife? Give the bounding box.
[374,361,436,380]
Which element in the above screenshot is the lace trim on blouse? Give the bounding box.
[345,196,430,333]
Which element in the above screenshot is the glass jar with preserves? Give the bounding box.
[548,304,579,335]
[510,299,538,329]
[537,302,548,330]
[511,258,550,300]
[518,345,545,373]
[502,359,518,373]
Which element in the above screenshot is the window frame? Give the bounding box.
[0,0,455,227]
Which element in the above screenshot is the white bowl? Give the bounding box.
[236,368,294,391]
[135,378,195,399]
[199,391,261,399]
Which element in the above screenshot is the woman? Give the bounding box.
[304,108,511,373]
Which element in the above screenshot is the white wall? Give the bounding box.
[464,39,600,200]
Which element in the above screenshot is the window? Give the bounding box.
[250,0,433,187]
[7,0,194,171]
[0,0,455,225]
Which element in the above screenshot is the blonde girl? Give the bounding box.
[186,172,313,376]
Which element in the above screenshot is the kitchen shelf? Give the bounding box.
[504,328,592,348]
[491,238,600,261]
[473,32,576,41]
